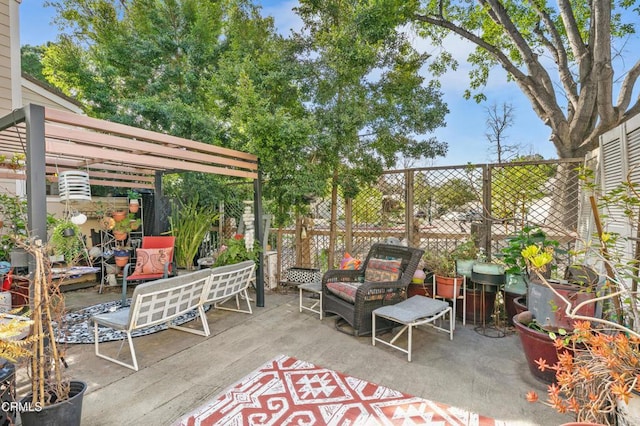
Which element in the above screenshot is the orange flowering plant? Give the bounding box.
[526,319,640,425]
[522,214,640,424]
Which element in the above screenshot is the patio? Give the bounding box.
[18,283,571,425]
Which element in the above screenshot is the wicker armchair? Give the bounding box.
[322,243,424,336]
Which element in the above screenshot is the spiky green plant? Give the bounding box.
[169,197,218,270]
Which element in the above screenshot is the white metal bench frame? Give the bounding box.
[203,261,255,314]
[372,295,453,362]
[93,269,213,371]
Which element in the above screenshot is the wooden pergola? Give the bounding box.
[0,104,266,306]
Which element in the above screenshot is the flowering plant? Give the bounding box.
[213,234,260,267]
[527,320,640,424]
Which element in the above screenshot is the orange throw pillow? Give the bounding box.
[340,253,362,270]
[133,247,174,275]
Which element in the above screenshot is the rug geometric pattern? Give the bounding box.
[54,299,210,344]
[174,354,505,426]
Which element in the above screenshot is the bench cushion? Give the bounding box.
[374,296,450,324]
[93,308,131,331]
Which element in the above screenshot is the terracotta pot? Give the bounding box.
[504,291,522,326]
[513,295,527,316]
[129,199,139,213]
[435,275,463,299]
[113,230,128,241]
[114,256,129,267]
[129,220,140,230]
[408,283,432,298]
[112,211,127,222]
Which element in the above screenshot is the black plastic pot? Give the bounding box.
[19,380,87,426]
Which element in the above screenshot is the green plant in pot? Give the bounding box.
[112,218,130,241]
[127,189,141,213]
[423,250,462,299]
[49,219,85,266]
[15,238,87,425]
[450,238,480,279]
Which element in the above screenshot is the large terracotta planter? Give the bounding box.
[513,311,566,384]
[435,275,463,299]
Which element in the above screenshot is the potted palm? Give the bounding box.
[16,238,87,425]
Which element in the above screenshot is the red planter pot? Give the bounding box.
[513,311,568,384]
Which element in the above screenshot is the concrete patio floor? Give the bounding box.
[19,284,572,425]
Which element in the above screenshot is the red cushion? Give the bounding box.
[133,247,174,275]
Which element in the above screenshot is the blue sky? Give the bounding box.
[19,0,568,166]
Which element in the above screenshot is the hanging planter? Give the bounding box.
[58,170,91,202]
[128,199,139,213]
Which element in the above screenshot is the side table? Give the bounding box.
[299,281,323,319]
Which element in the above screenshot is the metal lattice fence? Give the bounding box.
[273,159,584,281]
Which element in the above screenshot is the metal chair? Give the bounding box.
[121,236,176,304]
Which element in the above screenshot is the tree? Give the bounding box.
[41,0,318,224]
[398,1,640,160]
[485,102,518,163]
[294,0,448,266]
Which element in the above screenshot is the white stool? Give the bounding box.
[299,282,323,319]
[372,295,453,361]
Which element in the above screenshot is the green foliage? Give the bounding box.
[0,194,28,262]
[498,226,563,276]
[213,235,260,267]
[491,158,556,221]
[294,0,448,203]
[169,197,218,270]
[432,178,477,213]
[49,219,84,265]
[351,185,383,225]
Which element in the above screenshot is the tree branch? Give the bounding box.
[592,2,616,125]
[530,2,578,109]
[616,59,640,113]
[557,0,589,62]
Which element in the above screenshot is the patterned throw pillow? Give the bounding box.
[133,247,174,275]
[339,253,362,270]
[364,258,402,282]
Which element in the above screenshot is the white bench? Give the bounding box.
[203,260,255,314]
[92,261,256,371]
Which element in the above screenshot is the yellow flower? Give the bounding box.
[521,245,540,259]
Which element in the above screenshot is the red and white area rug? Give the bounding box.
[174,354,504,426]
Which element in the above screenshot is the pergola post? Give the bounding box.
[24,104,47,271]
[154,171,163,235]
[253,168,264,307]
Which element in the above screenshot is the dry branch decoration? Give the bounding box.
[21,238,70,406]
